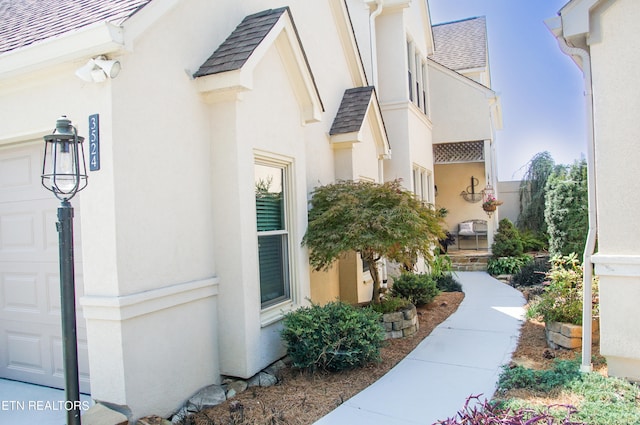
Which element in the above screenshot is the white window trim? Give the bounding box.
[254,151,299,326]
[407,38,429,116]
[412,164,426,202]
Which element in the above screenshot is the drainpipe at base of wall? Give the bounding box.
[546,17,598,373]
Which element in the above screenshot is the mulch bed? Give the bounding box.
[186,292,465,425]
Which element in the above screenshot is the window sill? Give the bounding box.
[260,300,295,327]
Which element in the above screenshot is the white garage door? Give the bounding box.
[0,141,90,393]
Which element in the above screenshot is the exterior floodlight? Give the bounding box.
[93,57,121,78]
[41,116,88,425]
[75,60,97,82]
[74,56,121,82]
[42,116,88,200]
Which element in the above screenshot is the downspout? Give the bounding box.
[369,0,384,88]
[549,24,597,373]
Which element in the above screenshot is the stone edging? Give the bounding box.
[381,303,419,339]
[545,320,600,350]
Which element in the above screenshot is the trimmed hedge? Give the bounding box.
[281,301,385,372]
[391,272,440,306]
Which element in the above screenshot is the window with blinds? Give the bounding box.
[255,163,290,307]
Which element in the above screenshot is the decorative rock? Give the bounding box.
[247,371,278,388]
[264,360,286,377]
[226,380,248,399]
[170,407,188,424]
[136,415,172,425]
[185,385,227,412]
[82,403,128,425]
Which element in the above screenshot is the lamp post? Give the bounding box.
[41,116,88,425]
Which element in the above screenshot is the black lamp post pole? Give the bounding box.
[42,116,87,425]
[57,200,81,425]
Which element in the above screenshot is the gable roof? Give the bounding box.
[0,0,151,54]
[193,8,286,78]
[330,86,376,135]
[329,86,390,154]
[193,7,323,123]
[430,16,487,71]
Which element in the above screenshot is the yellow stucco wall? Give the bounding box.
[309,266,341,306]
[435,162,487,223]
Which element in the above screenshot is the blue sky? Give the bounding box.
[429,0,587,181]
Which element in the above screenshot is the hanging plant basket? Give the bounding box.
[482,200,502,214]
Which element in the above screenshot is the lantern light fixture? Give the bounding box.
[41,116,88,201]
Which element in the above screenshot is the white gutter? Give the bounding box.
[545,17,597,373]
[0,21,124,80]
[368,0,384,88]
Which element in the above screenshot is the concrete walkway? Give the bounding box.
[314,271,526,425]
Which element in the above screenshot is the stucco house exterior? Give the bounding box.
[429,17,503,249]
[546,0,640,381]
[0,0,501,419]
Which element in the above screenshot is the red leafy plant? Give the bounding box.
[434,395,585,425]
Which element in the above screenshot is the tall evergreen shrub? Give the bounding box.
[491,219,524,258]
[544,160,588,257]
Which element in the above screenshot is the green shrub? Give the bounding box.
[519,230,548,252]
[526,254,598,325]
[281,301,385,372]
[511,256,550,287]
[492,219,524,257]
[497,363,640,424]
[568,371,640,424]
[390,273,439,306]
[487,255,533,276]
[545,160,588,257]
[435,274,462,292]
[368,296,411,314]
[498,359,582,393]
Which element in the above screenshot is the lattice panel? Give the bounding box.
[434,141,484,163]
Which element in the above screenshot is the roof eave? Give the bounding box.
[0,21,124,80]
[329,0,368,86]
[427,58,495,96]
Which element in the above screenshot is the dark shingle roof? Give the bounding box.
[0,0,151,54]
[430,16,487,71]
[193,8,287,78]
[329,86,375,135]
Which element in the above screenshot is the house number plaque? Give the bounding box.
[89,113,100,171]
